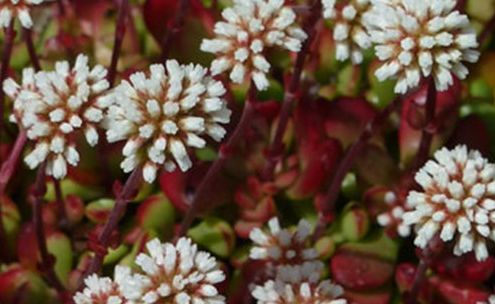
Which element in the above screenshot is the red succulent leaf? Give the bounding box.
[432,253,495,283]
[0,264,50,303]
[285,98,344,199]
[16,224,39,271]
[399,79,462,166]
[331,248,394,291]
[431,276,490,304]
[344,288,392,304]
[287,138,342,200]
[159,169,190,213]
[446,115,491,156]
[354,143,399,186]
[234,176,277,238]
[395,263,434,303]
[323,97,377,149]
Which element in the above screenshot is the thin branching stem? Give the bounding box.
[412,77,437,171]
[312,96,403,241]
[160,0,190,61]
[33,163,66,293]
[107,0,130,86]
[0,21,16,141]
[83,167,143,278]
[0,131,27,261]
[178,84,258,236]
[261,0,322,181]
[24,28,41,71]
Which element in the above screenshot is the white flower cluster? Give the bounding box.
[200,0,307,91]
[376,190,411,237]
[252,263,347,304]
[0,0,51,28]
[362,0,480,94]
[322,0,372,64]
[74,265,132,304]
[3,54,110,179]
[249,217,319,265]
[75,237,227,304]
[403,146,495,261]
[248,218,344,302]
[105,60,231,183]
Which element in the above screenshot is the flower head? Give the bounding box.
[105,60,231,183]
[322,0,372,64]
[3,54,110,179]
[252,263,347,304]
[403,145,495,261]
[74,266,133,304]
[249,217,318,265]
[376,190,412,237]
[200,0,307,91]
[362,0,480,94]
[0,0,51,28]
[126,237,226,304]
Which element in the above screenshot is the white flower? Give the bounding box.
[249,217,318,265]
[477,295,495,304]
[402,145,495,261]
[3,54,110,179]
[126,237,226,304]
[0,0,52,28]
[200,0,307,91]
[252,263,346,304]
[322,0,372,64]
[74,265,133,304]
[104,60,231,183]
[376,190,412,237]
[362,0,480,94]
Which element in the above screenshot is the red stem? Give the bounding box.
[455,0,467,12]
[480,13,495,46]
[24,28,41,72]
[261,0,322,181]
[0,22,16,140]
[54,179,68,228]
[313,96,402,240]
[0,131,27,261]
[0,131,28,197]
[178,84,258,236]
[107,0,130,86]
[160,0,190,61]
[406,236,443,304]
[412,77,437,171]
[32,163,66,293]
[83,167,143,278]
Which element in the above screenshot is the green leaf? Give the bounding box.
[188,217,236,258]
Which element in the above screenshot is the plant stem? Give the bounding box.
[406,235,443,304]
[0,131,27,261]
[261,0,322,181]
[160,0,190,61]
[54,179,68,228]
[480,13,495,46]
[32,163,65,292]
[178,84,258,237]
[23,28,41,71]
[455,0,467,12]
[312,96,402,240]
[412,77,437,171]
[0,131,28,197]
[57,0,66,17]
[0,21,16,140]
[107,0,130,86]
[83,167,143,277]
